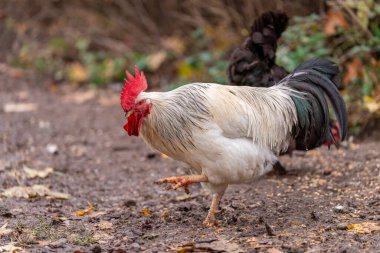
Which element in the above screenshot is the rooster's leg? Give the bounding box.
[155,175,208,194]
[203,190,225,227]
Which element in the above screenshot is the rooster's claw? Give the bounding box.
[155,176,191,194]
[154,175,208,194]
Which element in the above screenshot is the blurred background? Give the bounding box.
[1,0,379,136]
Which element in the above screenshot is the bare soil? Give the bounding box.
[1,73,379,253]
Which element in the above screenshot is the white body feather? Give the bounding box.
[137,83,298,193]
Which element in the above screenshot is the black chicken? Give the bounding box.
[228,11,289,87]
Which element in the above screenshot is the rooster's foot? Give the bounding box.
[203,190,225,227]
[155,175,208,194]
[203,215,218,227]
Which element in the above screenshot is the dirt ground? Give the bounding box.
[1,72,379,253]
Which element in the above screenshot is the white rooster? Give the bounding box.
[120,59,347,226]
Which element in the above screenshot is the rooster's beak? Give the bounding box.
[126,110,133,118]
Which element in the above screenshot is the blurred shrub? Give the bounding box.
[277,0,380,134]
[2,0,380,134]
[1,0,320,87]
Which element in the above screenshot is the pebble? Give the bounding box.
[91,245,102,253]
[48,238,67,248]
[334,205,347,213]
[337,223,348,230]
[177,203,191,212]
[46,143,59,155]
[123,199,137,207]
[130,242,140,249]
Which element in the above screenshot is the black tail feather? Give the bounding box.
[280,59,348,150]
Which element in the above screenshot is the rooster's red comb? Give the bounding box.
[120,66,148,112]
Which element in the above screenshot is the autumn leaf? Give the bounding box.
[67,62,88,84]
[343,58,363,85]
[178,61,193,79]
[347,222,380,234]
[95,221,113,230]
[147,50,167,71]
[93,231,113,244]
[268,248,284,253]
[1,185,70,199]
[76,203,94,216]
[23,166,54,179]
[140,209,151,216]
[363,96,380,113]
[64,89,97,104]
[3,103,37,113]
[162,36,185,55]
[0,243,22,252]
[324,9,349,35]
[0,223,13,238]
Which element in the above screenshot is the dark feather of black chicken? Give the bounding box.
[227,12,290,174]
[228,11,289,87]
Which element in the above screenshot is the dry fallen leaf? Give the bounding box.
[95,221,113,230]
[347,222,380,234]
[363,96,380,113]
[0,223,13,238]
[0,159,8,171]
[0,243,22,252]
[141,208,151,216]
[76,203,94,216]
[3,103,37,113]
[23,166,54,179]
[174,238,242,252]
[98,93,119,106]
[162,36,185,55]
[64,89,97,104]
[324,9,349,35]
[0,63,25,78]
[147,50,167,71]
[93,231,114,244]
[1,185,70,199]
[267,248,284,253]
[67,62,88,83]
[343,58,363,85]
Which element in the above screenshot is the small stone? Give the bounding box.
[91,245,102,253]
[177,203,191,212]
[369,215,380,221]
[337,223,348,230]
[114,240,122,247]
[46,144,59,155]
[146,153,157,159]
[264,222,276,236]
[49,238,67,248]
[123,199,137,207]
[334,205,347,213]
[130,243,140,249]
[310,211,319,220]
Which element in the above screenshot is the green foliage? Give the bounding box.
[275,4,380,133]
[4,1,380,134]
[28,218,64,241]
[71,230,96,246]
[171,27,229,89]
[277,14,333,70]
